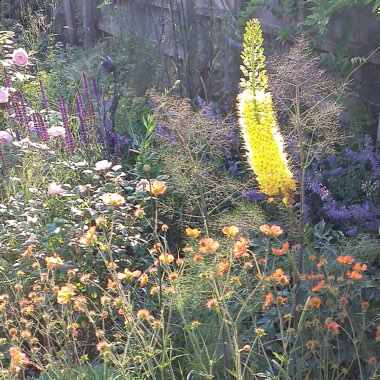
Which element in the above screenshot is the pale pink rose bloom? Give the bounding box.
[48,182,66,195]
[135,179,150,192]
[0,88,8,104]
[47,126,66,138]
[26,233,37,243]
[12,48,29,66]
[94,160,113,172]
[0,131,13,146]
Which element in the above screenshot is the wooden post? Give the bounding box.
[82,0,98,45]
[62,0,77,45]
[377,112,380,154]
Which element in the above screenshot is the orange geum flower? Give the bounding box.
[57,284,75,305]
[368,356,377,366]
[216,259,230,276]
[361,301,369,309]
[8,327,17,336]
[263,292,273,310]
[150,286,159,295]
[137,309,151,320]
[232,237,249,258]
[186,227,201,238]
[317,258,326,269]
[271,268,290,286]
[193,254,203,262]
[45,253,64,269]
[164,286,175,294]
[96,340,110,354]
[148,179,167,196]
[259,224,283,237]
[139,274,149,287]
[337,255,355,265]
[258,257,266,266]
[277,296,288,305]
[158,253,175,265]
[306,340,315,350]
[107,279,117,290]
[346,270,363,280]
[21,245,34,258]
[207,298,218,310]
[151,319,163,329]
[325,319,339,334]
[117,269,142,281]
[9,347,30,373]
[352,262,367,272]
[306,274,324,281]
[375,324,380,342]
[73,296,87,312]
[272,241,289,256]
[221,225,239,238]
[80,225,96,245]
[198,238,220,254]
[307,297,321,309]
[134,206,145,218]
[176,258,185,266]
[244,261,253,269]
[100,193,125,206]
[311,280,325,293]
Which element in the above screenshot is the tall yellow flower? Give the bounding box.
[237,19,296,202]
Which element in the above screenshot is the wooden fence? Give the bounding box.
[96,0,243,103]
[40,0,380,112]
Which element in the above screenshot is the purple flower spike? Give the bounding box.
[59,97,75,154]
[18,92,29,132]
[82,73,95,129]
[3,67,11,87]
[33,112,49,142]
[91,76,100,105]
[75,91,88,147]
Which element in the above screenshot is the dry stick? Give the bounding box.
[178,0,193,99]
[168,0,183,97]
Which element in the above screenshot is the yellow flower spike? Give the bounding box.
[238,19,296,201]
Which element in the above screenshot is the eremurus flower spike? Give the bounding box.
[237,19,296,202]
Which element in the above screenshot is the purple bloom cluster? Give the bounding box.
[1,69,118,160]
[245,189,268,202]
[306,135,380,235]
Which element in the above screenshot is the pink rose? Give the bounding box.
[0,131,13,147]
[0,88,8,104]
[47,126,66,138]
[12,48,29,66]
[94,160,113,172]
[48,182,67,195]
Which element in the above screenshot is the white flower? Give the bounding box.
[135,179,150,193]
[0,131,13,146]
[0,88,9,104]
[48,182,66,195]
[47,126,66,138]
[94,160,113,172]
